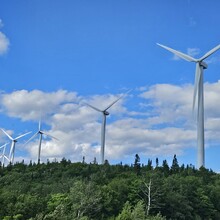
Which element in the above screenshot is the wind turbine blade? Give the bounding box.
[157,43,197,62]
[42,131,59,141]
[85,103,103,112]
[0,143,8,149]
[24,132,39,145]
[121,88,133,97]
[15,131,32,140]
[193,63,201,112]
[104,92,128,111]
[199,44,220,61]
[4,155,10,162]
[38,119,41,131]
[1,129,13,140]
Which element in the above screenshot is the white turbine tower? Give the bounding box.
[25,120,59,164]
[157,43,220,168]
[86,92,130,164]
[0,143,10,167]
[1,129,32,164]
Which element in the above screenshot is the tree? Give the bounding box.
[115,201,132,220]
[155,158,159,168]
[140,179,152,216]
[46,193,68,213]
[146,213,166,220]
[171,154,179,173]
[82,156,85,164]
[43,204,67,220]
[131,200,146,219]
[146,159,153,171]
[0,158,220,219]
[101,177,132,217]
[162,160,169,175]
[67,180,102,219]
[134,154,141,175]
[196,188,216,219]
[116,201,165,220]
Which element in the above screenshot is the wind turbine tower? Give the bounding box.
[1,129,31,164]
[0,143,9,167]
[157,43,220,168]
[86,91,130,164]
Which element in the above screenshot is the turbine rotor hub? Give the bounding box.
[104,111,109,116]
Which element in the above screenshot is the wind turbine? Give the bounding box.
[157,43,220,168]
[0,143,9,167]
[1,129,32,164]
[86,91,130,164]
[25,120,59,164]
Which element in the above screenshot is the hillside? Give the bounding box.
[0,155,220,220]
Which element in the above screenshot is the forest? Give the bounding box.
[0,154,220,220]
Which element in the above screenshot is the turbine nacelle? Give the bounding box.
[199,61,208,69]
[104,111,110,116]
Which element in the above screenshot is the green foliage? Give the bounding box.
[116,201,165,220]
[67,180,102,219]
[171,154,179,173]
[0,157,219,219]
[134,154,141,175]
[146,213,166,220]
[131,200,146,219]
[47,193,67,212]
[115,201,132,220]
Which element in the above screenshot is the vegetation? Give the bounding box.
[0,155,220,219]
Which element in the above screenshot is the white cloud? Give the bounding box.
[0,32,9,54]
[0,19,10,55]
[0,89,80,122]
[140,83,193,126]
[187,48,200,57]
[1,82,220,165]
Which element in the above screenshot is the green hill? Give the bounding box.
[0,156,219,220]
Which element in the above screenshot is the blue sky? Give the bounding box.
[0,0,220,171]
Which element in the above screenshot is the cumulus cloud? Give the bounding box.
[139,83,194,126]
[0,89,80,122]
[0,19,9,54]
[0,32,9,54]
[1,82,220,165]
[187,48,200,57]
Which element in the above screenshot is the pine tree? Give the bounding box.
[134,154,141,175]
[131,201,146,220]
[171,154,179,173]
[116,201,132,220]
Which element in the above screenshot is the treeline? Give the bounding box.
[0,155,220,220]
